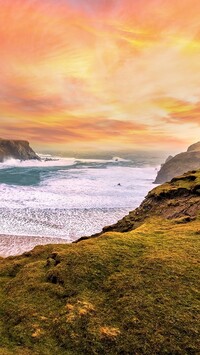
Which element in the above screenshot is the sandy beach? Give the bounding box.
[0,234,69,258]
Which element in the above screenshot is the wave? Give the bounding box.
[0,155,132,169]
[0,166,157,208]
[0,156,76,169]
[0,153,159,187]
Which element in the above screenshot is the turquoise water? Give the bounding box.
[0,155,160,240]
[0,157,158,186]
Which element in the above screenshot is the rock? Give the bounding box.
[0,139,40,162]
[154,142,200,184]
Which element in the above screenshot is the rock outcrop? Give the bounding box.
[0,139,40,162]
[76,169,200,241]
[154,142,200,184]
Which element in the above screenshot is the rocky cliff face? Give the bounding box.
[77,169,200,241]
[0,139,40,162]
[154,142,200,184]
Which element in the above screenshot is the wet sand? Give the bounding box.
[0,234,69,258]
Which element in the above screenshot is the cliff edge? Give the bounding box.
[0,139,40,162]
[77,169,200,240]
[154,141,200,184]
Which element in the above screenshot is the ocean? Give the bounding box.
[0,154,160,244]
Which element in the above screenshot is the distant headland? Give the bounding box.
[154,141,200,184]
[0,139,40,162]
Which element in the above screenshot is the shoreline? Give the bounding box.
[0,234,69,258]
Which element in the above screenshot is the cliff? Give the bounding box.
[0,171,199,354]
[154,141,200,184]
[77,169,200,239]
[0,139,40,162]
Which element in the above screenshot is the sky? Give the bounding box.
[0,0,200,153]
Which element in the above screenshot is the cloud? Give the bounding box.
[0,0,200,150]
[0,116,185,152]
[162,99,200,126]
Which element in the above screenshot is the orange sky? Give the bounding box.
[0,0,200,152]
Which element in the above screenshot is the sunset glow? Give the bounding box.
[1,0,200,152]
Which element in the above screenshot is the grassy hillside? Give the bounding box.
[0,172,200,354]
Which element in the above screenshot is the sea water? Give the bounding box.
[0,155,160,242]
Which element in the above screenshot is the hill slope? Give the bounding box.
[0,171,199,355]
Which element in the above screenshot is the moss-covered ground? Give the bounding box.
[150,170,200,197]
[0,216,199,354]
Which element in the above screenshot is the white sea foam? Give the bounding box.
[0,155,159,250]
[0,155,132,169]
[0,156,76,168]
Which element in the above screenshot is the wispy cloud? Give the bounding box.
[0,0,200,150]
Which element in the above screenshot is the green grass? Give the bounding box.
[149,170,200,197]
[0,217,199,354]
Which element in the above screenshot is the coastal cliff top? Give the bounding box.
[0,138,29,143]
